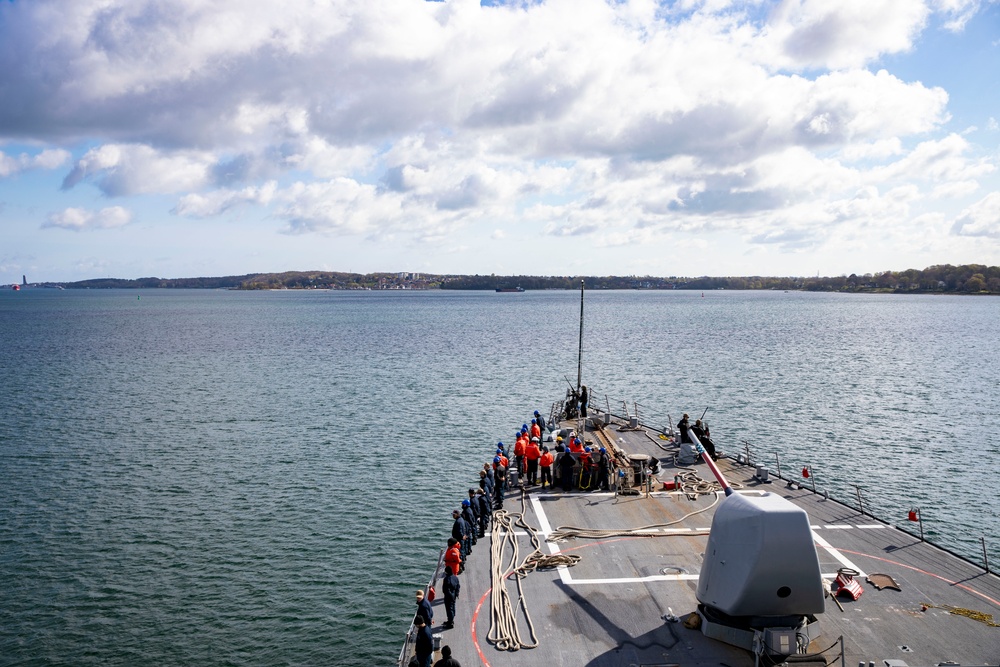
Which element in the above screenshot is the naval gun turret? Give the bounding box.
[688,430,825,661]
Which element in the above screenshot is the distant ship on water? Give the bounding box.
[495,286,525,292]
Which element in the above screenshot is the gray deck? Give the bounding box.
[415,417,1000,667]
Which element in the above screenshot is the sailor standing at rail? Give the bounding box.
[414,615,433,667]
[479,469,493,507]
[677,414,692,444]
[461,499,477,549]
[452,509,470,564]
[475,488,490,535]
[444,538,463,575]
[534,410,546,434]
[493,464,506,509]
[466,490,481,537]
[415,589,433,626]
[440,567,460,630]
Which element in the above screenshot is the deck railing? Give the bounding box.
[587,395,995,576]
[396,548,445,667]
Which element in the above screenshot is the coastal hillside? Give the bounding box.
[14,263,1000,294]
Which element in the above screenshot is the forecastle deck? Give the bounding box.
[400,412,1000,667]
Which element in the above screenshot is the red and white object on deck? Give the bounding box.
[834,568,863,600]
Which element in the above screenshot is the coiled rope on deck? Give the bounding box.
[488,490,581,651]
[670,463,744,497]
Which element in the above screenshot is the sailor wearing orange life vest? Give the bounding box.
[530,418,541,442]
[525,437,542,485]
[513,435,526,474]
[568,436,584,453]
[539,447,554,488]
[578,447,593,488]
[494,447,509,469]
[444,537,463,575]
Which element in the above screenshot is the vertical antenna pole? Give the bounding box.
[577,279,584,392]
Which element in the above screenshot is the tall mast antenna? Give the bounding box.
[577,279,584,392]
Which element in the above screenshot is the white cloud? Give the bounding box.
[840,138,904,162]
[0,149,71,177]
[173,181,277,217]
[951,191,1000,237]
[931,180,980,199]
[931,0,983,31]
[872,134,995,184]
[277,178,404,236]
[43,206,133,231]
[62,144,213,196]
[763,0,930,70]
[0,0,997,277]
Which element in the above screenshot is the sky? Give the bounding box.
[1,0,999,283]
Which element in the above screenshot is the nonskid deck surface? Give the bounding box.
[416,420,1000,667]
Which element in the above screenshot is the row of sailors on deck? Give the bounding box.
[430,410,609,647]
[495,418,612,493]
[442,412,611,580]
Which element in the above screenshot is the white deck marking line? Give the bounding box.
[529,495,706,586]
[811,529,867,577]
[565,574,700,584]
[529,495,571,585]
[530,498,875,587]
[807,524,888,531]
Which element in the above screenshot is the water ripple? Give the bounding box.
[1,289,997,666]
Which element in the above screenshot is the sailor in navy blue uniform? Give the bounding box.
[461,499,477,549]
[452,509,470,562]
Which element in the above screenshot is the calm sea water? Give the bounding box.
[2,288,998,666]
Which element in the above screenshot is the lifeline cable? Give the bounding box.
[546,492,720,542]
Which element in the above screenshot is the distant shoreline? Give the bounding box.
[6,263,999,295]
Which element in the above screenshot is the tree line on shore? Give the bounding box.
[34,263,1000,294]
